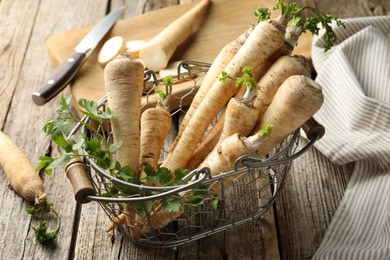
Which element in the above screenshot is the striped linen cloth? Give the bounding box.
[310,16,390,259]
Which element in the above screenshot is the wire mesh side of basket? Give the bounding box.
[84,131,300,248]
[69,60,310,248]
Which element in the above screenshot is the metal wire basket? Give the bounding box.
[66,61,324,248]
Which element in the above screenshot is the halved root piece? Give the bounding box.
[98,36,126,67]
[139,0,211,71]
[126,40,147,58]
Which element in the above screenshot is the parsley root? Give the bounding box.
[105,213,126,232]
[199,128,271,188]
[186,66,260,170]
[162,19,285,171]
[139,0,211,71]
[0,130,46,203]
[185,55,310,170]
[168,29,252,156]
[140,84,172,182]
[104,54,144,175]
[140,106,172,170]
[253,75,324,157]
[104,53,144,240]
[253,55,311,123]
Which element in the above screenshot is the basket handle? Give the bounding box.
[301,117,325,141]
[65,157,96,204]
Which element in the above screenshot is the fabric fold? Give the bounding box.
[310,16,390,259]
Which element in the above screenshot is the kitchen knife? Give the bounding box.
[32,5,127,106]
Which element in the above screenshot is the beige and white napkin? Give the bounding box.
[310,16,390,259]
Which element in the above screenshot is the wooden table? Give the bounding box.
[0,0,388,259]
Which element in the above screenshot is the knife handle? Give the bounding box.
[32,52,86,106]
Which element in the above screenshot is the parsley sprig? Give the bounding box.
[272,0,345,52]
[26,200,60,244]
[219,66,259,104]
[254,7,271,24]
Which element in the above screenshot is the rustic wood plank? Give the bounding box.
[0,0,110,259]
[0,0,67,259]
[0,0,40,126]
[275,138,353,259]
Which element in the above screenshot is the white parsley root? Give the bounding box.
[125,40,147,58]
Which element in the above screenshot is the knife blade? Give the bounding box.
[32,5,127,106]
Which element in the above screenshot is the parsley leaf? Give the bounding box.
[254,7,271,23]
[27,200,60,244]
[161,196,181,212]
[33,221,58,244]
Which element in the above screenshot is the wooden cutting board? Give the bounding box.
[46,0,312,112]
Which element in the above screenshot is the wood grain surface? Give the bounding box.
[0,0,387,259]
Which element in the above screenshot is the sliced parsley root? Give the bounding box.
[97,36,126,67]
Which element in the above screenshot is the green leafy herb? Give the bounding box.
[301,11,345,52]
[145,166,171,185]
[219,71,229,83]
[162,75,174,87]
[218,66,259,103]
[219,67,258,90]
[209,197,220,210]
[171,167,190,186]
[26,200,60,244]
[35,156,55,174]
[273,0,300,20]
[258,124,274,138]
[254,7,271,24]
[161,196,182,212]
[235,66,257,90]
[272,0,345,52]
[155,88,168,101]
[33,221,59,244]
[39,94,114,175]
